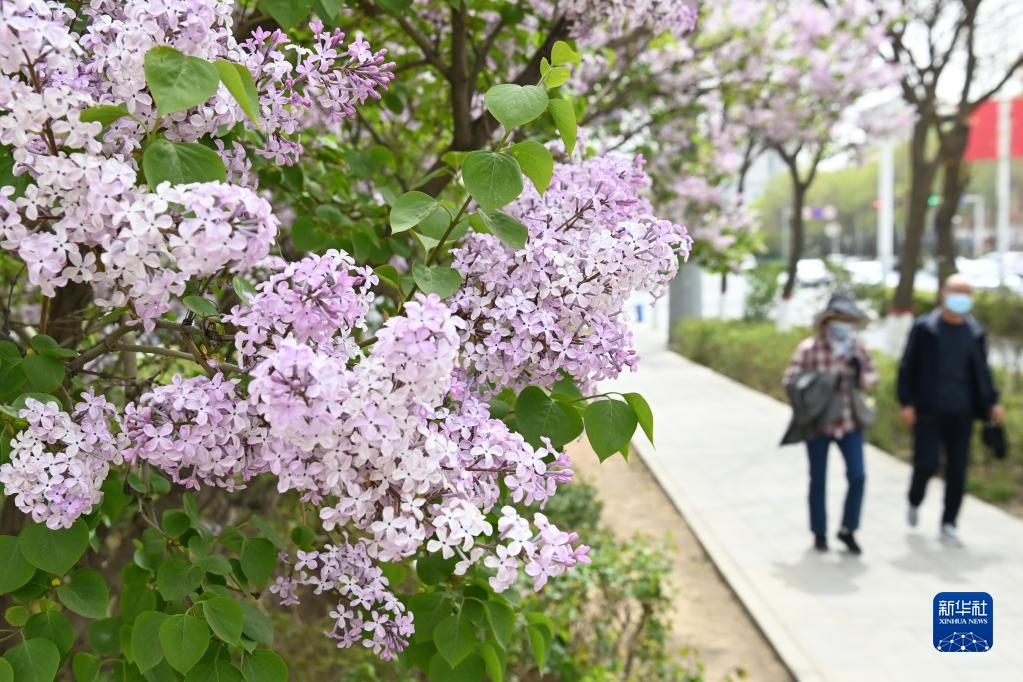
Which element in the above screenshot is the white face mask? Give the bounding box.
[826,321,855,355]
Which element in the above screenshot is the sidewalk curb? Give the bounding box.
[630,432,825,682]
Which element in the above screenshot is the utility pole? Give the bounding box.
[877,140,895,278]
[997,96,1012,282]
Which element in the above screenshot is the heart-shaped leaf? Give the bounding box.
[215,60,261,124]
[462,151,523,213]
[143,139,226,189]
[484,84,549,129]
[144,46,220,117]
[390,191,443,233]
[509,140,553,195]
[411,264,462,299]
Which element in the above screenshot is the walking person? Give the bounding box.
[782,293,878,554]
[898,274,1004,546]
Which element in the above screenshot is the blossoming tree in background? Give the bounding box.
[0,1,692,680]
[709,0,898,299]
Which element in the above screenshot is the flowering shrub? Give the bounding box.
[0,1,689,680]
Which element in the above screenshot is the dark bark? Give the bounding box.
[933,123,970,283]
[782,181,807,299]
[893,117,939,312]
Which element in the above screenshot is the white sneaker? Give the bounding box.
[907,506,919,527]
[940,523,963,547]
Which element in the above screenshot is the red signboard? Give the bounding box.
[964,98,1023,161]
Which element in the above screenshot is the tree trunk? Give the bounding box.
[933,125,970,284]
[782,183,807,299]
[893,118,938,313]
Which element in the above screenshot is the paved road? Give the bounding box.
[604,330,1023,682]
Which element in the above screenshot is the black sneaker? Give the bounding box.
[814,534,828,552]
[837,528,862,554]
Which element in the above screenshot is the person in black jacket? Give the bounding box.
[897,274,1004,546]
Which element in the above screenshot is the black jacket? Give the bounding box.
[897,309,999,420]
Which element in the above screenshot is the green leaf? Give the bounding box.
[19,519,89,575]
[232,276,259,302]
[290,525,316,550]
[30,334,77,358]
[478,211,528,249]
[183,661,243,682]
[22,354,64,392]
[551,40,581,66]
[79,104,132,128]
[24,610,73,656]
[143,139,226,188]
[508,141,553,196]
[373,265,401,290]
[584,399,638,461]
[119,583,157,621]
[434,613,477,667]
[548,98,577,156]
[414,554,457,588]
[377,0,413,14]
[214,60,260,124]
[203,597,243,646]
[71,653,100,682]
[484,84,549,129]
[0,658,11,682]
[159,614,210,674]
[411,264,462,299]
[144,46,220,117]
[241,538,276,589]
[527,625,548,670]
[259,0,312,29]
[181,295,218,318]
[88,617,122,657]
[289,215,326,253]
[5,606,29,627]
[57,568,109,619]
[428,653,485,682]
[0,536,35,594]
[462,151,523,213]
[156,559,202,602]
[515,386,583,449]
[623,392,654,444]
[132,611,168,673]
[3,639,59,682]
[240,650,288,682]
[162,509,192,538]
[479,643,505,682]
[240,601,274,644]
[484,600,515,649]
[391,191,444,233]
[542,65,571,88]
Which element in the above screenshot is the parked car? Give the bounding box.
[956,257,1023,294]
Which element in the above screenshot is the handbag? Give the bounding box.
[982,422,1007,460]
[851,390,877,428]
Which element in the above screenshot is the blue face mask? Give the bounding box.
[945,292,973,316]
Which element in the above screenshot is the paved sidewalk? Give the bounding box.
[604,331,1023,682]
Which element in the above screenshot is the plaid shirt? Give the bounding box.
[783,334,878,439]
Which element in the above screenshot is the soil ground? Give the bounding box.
[568,442,794,682]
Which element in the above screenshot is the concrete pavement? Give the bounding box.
[604,329,1023,682]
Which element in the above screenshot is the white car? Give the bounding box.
[955,257,1023,294]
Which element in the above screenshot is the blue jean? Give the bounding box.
[805,430,866,535]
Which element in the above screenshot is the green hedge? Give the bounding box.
[672,319,1023,514]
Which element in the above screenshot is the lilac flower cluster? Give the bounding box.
[0,394,125,529]
[272,539,413,660]
[223,249,376,362]
[451,153,692,393]
[240,21,396,165]
[0,1,390,329]
[122,374,257,490]
[486,507,591,592]
[555,0,698,42]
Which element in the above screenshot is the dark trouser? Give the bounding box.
[806,430,865,536]
[908,413,973,526]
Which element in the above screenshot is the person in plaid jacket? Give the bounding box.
[783,292,878,554]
